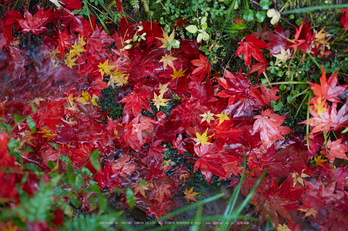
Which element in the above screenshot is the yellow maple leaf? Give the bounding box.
[273,47,291,65]
[91,94,99,106]
[291,169,309,186]
[71,42,86,57]
[215,112,230,125]
[299,207,318,218]
[64,56,77,69]
[163,159,176,171]
[152,92,169,110]
[277,223,291,231]
[314,155,327,167]
[77,91,91,104]
[170,67,186,79]
[51,59,60,70]
[157,30,175,49]
[2,223,17,231]
[98,60,116,77]
[31,97,45,106]
[159,82,170,95]
[193,128,212,146]
[314,28,329,47]
[109,69,129,88]
[160,54,177,70]
[78,35,86,47]
[200,111,215,124]
[184,187,200,203]
[38,126,57,139]
[65,94,77,111]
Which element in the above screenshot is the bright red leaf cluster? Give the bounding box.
[1,3,348,231]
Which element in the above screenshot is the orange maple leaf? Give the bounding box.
[184,187,200,203]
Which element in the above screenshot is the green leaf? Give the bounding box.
[197,33,203,43]
[126,188,135,209]
[26,117,36,134]
[81,167,92,176]
[243,9,254,22]
[89,180,101,193]
[47,160,56,169]
[98,195,107,214]
[8,138,20,149]
[59,156,72,165]
[23,163,42,171]
[14,114,23,123]
[201,23,208,30]
[70,198,82,207]
[29,101,37,113]
[21,172,29,184]
[66,165,73,174]
[185,25,198,33]
[230,23,246,30]
[280,84,286,91]
[20,147,34,152]
[10,150,22,163]
[295,18,303,26]
[49,142,60,149]
[260,0,271,10]
[90,150,100,171]
[255,11,266,22]
[0,123,12,132]
[140,179,147,187]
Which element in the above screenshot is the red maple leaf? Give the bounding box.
[57,29,73,59]
[55,8,84,34]
[320,138,348,162]
[248,61,269,77]
[334,167,348,191]
[235,34,268,67]
[300,103,348,135]
[173,18,189,29]
[191,54,211,81]
[120,115,157,152]
[146,140,167,162]
[96,161,122,191]
[172,134,188,155]
[18,6,53,36]
[0,132,15,167]
[259,85,280,106]
[87,27,113,57]
[308,66,348,104]
[266,25,290,55]
[193,144,227,185]
[340,8,348,31]
[288,20,314,54]
[60,0,82,10]
[249,176,303,228]
[253,109,292,146]
[149,182,172,203]
[36,98,66,132]
[119,84,153,118]
[216,70,263,119]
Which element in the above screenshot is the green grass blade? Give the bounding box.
[224,0,238,26]
[92,9,110,34]
[282,4,348,14]
[83,0,94,32]
[190,202,203,231]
